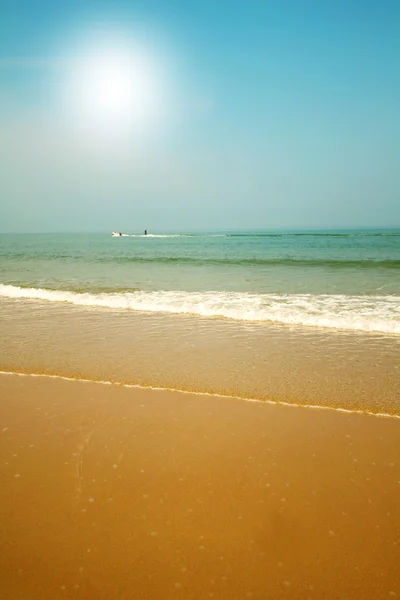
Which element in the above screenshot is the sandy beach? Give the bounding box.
[2,0,399,597]
[0,372,399,599]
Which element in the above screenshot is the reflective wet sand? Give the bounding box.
[1,300,399,415]
[0,373,399,599]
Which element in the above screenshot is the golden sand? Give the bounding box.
[0,373,399,599]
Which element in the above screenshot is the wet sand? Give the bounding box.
[1,299,400,415]
[0,373,399,599]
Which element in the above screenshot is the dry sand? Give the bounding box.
[0,373,399,599]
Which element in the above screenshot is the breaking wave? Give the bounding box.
[1,284,399,334]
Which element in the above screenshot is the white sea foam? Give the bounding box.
[1,284,399,334]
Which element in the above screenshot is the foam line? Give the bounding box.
[1,370,399,421]
[1,284,399,334]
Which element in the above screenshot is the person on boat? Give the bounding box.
[144,229,147,235]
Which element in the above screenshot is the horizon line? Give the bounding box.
[1,226,400,235]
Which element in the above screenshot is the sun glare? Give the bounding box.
[61,31,168,140]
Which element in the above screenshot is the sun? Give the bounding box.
[63,39,165,138]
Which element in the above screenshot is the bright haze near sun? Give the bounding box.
[58,24,173,143]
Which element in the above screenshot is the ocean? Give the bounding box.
[1,230,399,415]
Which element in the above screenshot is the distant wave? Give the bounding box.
[4,252,398,268]
[226,232,400,238]
[97,256,400,269]
[1,284,399,334]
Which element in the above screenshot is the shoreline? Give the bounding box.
[2,370,400,421]
[1,372,399,599]
[1,300,399,416]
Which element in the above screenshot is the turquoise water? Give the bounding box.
[1,230,400,333]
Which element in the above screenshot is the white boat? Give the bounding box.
[112,231,122,237]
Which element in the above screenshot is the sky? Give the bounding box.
[0,0,399,233]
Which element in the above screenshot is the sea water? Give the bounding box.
[1,230,399,333]
[1,230,399,414]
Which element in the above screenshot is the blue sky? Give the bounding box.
[0,0,399,232]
